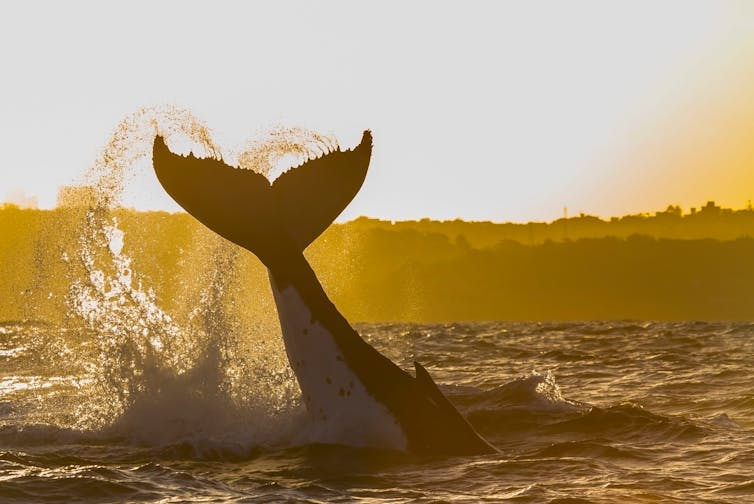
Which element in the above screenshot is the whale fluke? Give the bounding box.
[153,131,371,265]
[152,130,497,455]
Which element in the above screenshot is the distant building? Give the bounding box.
[700,201,721,215]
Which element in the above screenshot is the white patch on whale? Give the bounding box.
[270,280,407,450]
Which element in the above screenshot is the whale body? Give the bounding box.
[152,131,496,455]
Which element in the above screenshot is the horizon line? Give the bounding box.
[3,198,752,227]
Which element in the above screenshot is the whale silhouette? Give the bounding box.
[152,131,496,455]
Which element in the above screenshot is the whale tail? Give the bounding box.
[153,130,497,455]
[152,131,372,267]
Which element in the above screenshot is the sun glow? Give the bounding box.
[1,2,753,221]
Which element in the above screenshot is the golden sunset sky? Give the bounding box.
[2,1,754,221]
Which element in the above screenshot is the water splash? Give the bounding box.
[81,104,220,209]
[48,106,326,446]
[236,126,338,180]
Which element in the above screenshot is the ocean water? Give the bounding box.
[2,109,752,502]
[0,320,752,503]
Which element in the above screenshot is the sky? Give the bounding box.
[2,1,754,222]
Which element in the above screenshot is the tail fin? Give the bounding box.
[152,131,372,266]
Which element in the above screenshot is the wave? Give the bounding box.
[531,439,648,461]
[0,424,100,448]
[544,403,707,442]
[1,359,716,461]
[466,371,588,414]
[0,457,222,504]
[0,370,587,457]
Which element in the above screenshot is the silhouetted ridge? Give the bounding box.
[4,206,754,321]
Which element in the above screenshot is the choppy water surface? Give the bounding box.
[0,320,752,503]
[2,109,752,501]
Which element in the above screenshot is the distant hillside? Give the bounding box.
[345,201,754,248]
[1,202,753,322]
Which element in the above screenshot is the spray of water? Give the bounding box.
[236,125,338,180]
[81,105,220,209]
[48,106,331,450]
